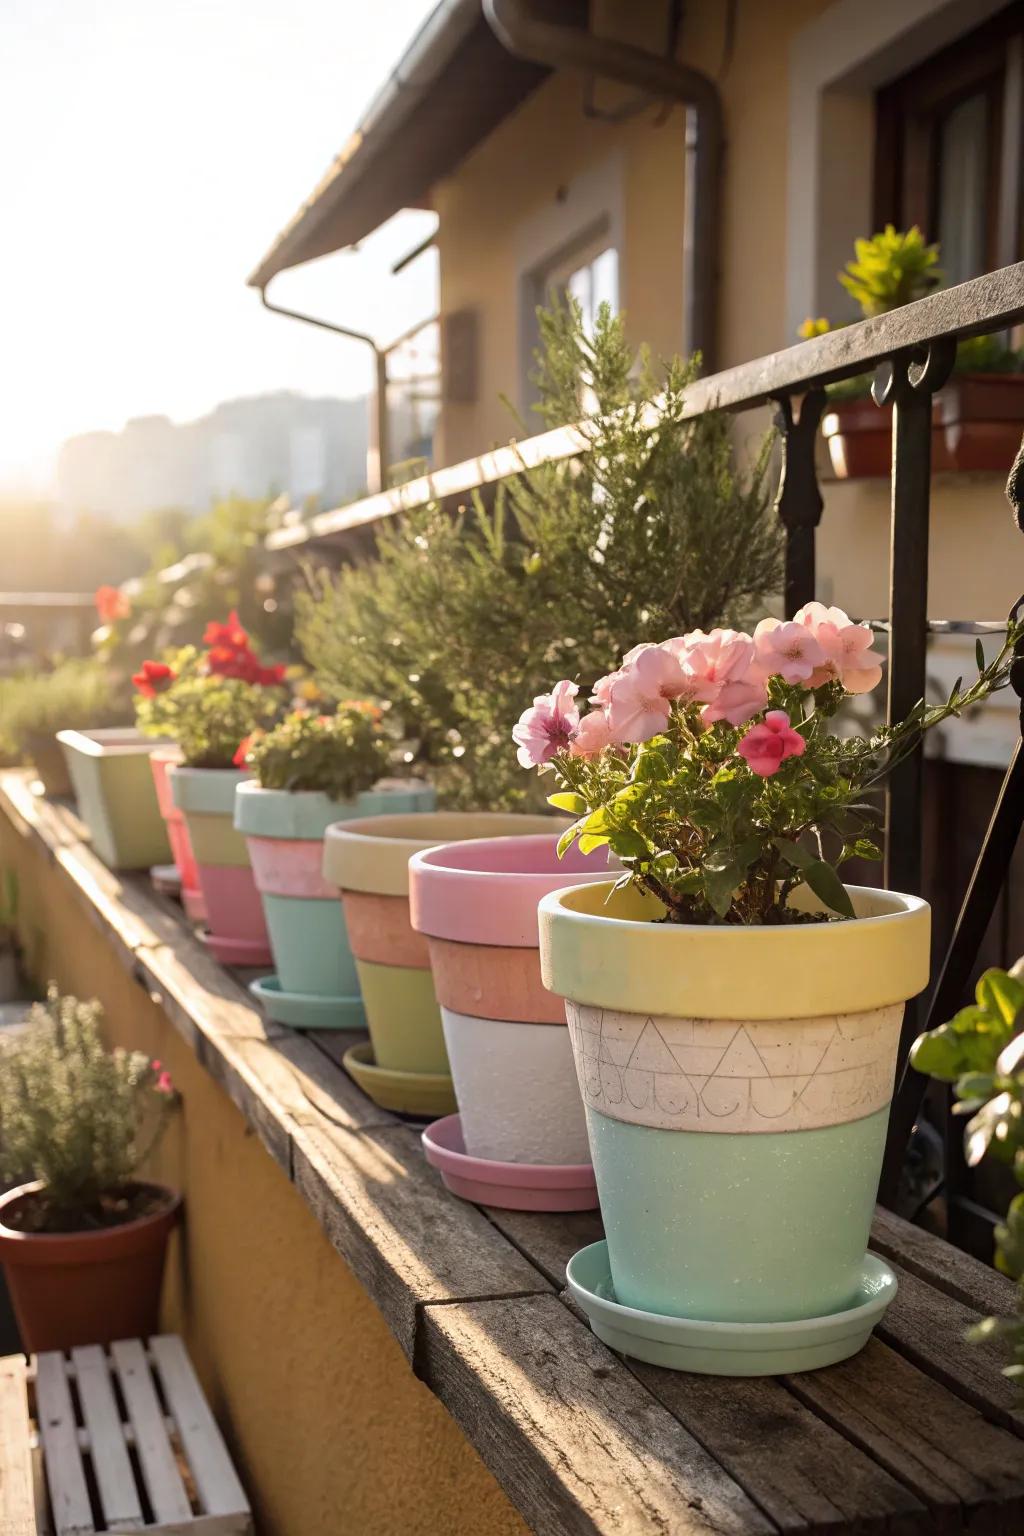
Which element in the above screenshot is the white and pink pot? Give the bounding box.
[169,766,270,966]
[410,833,610,1210]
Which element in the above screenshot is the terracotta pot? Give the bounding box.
[822,397,951,479]
[409,833,608,1166]
[169,766,270,966]
[823,373,1024,479]
[25,732,72,797]
[57,729,172,870]
[321,813,559,1099]
[150,747,205,923]
[0,1181,181,1352]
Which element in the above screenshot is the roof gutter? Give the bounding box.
[482,0,722,370]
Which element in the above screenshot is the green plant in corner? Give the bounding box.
[911,966,1024,1381]
[838,225,942,316]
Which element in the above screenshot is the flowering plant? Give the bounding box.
[134,612,286,769]
[514,603,1022,925]
[237,704,394,799]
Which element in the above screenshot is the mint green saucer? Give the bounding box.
[250,975,366,1031]
[565,1240,897,1376]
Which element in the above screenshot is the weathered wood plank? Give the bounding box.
[788,1338,1024,1534]
[420,1293,777,1536]
[0,1354,36,1536]
[870,1205,1017,1316]
[148,1338,250,1521]
[876,1259,1024,1436]
[71,1346,143,1531]
[35,1352,93,1536]
[481,1208,603,1290]
[109,1339,192,1526]
[292,1121,552,1360]
[631,1361,927,1534]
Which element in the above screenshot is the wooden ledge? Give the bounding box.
[3,769,1023,1535]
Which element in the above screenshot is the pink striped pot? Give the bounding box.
[409,833,610,1168]
[169,766,271,966]
[149,747,205,924]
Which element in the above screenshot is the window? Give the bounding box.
[874,6,1023,283]
[550,243,620,334]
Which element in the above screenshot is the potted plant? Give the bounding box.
[321,812,562,1116]
[520,606,1022,1374]
[234,707,435,1029]
[0,656,125,799]
[134,615,286,965]
[806,227,1024,479]
[58,724,174,871]
[149,744,205,921]
[0,988,179,1351]
[409,833,608,1211]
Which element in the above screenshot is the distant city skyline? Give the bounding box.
[0,0,438,494]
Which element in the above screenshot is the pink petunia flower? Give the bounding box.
[569,709,618,757]
[513,681,581,767]
[737,709,807,777]
[701,676,769,727]
[753,617,825,685]
[793,603,884,695]
[605,647,688,743]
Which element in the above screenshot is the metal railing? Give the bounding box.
[268,260,1024,1249]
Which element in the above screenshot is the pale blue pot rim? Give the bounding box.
[234,779,435,840]
[169,765,250,816]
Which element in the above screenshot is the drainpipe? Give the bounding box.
[483,0,722,372]
[259,285,390,494]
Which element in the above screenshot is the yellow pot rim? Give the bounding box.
[538,879,931,1020]
[322,812,562,897]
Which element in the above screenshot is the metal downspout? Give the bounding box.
[482,0,722,371]
[259,285,390,494]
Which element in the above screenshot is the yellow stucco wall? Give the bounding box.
[0,815,528,1536]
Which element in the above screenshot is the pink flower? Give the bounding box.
[753,617,825,684]
[679,629,756,698]
[590,669,623,708]
[154,1069,174,1095]
[794,603,884,695]
[569,709,617,757]
[701,677,769,727]
[737,710,806,777]
[605,647,687,743]
[513,681,580,767]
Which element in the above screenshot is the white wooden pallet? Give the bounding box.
[6,1336,252,1536]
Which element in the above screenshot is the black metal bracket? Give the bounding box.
[772,388,826,614]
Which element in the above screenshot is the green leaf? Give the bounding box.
[773,836,813,870]
[547,791,587,814]
[977,969,1024,1030]
[579,832,610,855]
[801,860,855,918]
[976,638,986,672]
[608,828,650,859]
[704,861,741,918]
[910,1024,966,1082]
[556,820,584,858]
[633,748,668,783]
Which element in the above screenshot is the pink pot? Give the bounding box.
[149,748,205,923]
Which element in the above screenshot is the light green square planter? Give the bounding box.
[57,729,171,870]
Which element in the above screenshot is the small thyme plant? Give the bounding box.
[238,705,393,799]
[134,612,287,769]
[514,605,1024,925]
[0,988,176,1232]
[911,966,1024,1383]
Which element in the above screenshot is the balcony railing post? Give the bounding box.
[773,389,825,613]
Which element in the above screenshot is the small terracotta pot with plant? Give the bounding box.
[134,613,288,964]
[0,988,179,1351]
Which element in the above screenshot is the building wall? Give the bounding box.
[0,817,527,1536]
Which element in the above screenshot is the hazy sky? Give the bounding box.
[0,0,439,492]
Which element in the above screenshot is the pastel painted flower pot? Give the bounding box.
[169,766,270,966]
[539,880,930,1330]
[322,813,559,1096]
[150,747,205,923]
[57,729,172,870]
[234,779,436,1027]
[409,833,606,1167]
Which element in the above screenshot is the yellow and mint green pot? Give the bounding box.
[322,813,559,1107]
[539,880,930,1327]
[57,729,171,870]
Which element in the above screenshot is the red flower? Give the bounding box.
[203,610,249,652]
[154,1069,174,1096]
[132,660,175,698]
[256,663,287,686]
[233,735,254,767]
[95,585,130,624]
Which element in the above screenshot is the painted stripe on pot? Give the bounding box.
[261,894,360,997]
[356,959,448,1073]
[342,891,430,968]
[183,813,252,868]
[567,1000,905,1134]
[247,837,338,900]
[587,1103,889,1322]
[428,937,565,1023]
[195,863,269,945]
[409,834,609,947]
[169,765,249,816]
[234,779,436,840]
[322,813,563,898]
[441,1007,590,1165]
[539,880,931,1020]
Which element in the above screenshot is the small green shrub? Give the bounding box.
[0,988,176,1231]
[241,706,393,798]
[0,658,123,753]
[838,225,942,316]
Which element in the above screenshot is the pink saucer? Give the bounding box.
[422,1114,598,1212]
[199,929,273,967]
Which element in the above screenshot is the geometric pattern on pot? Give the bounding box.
[566,1000,905,1133]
